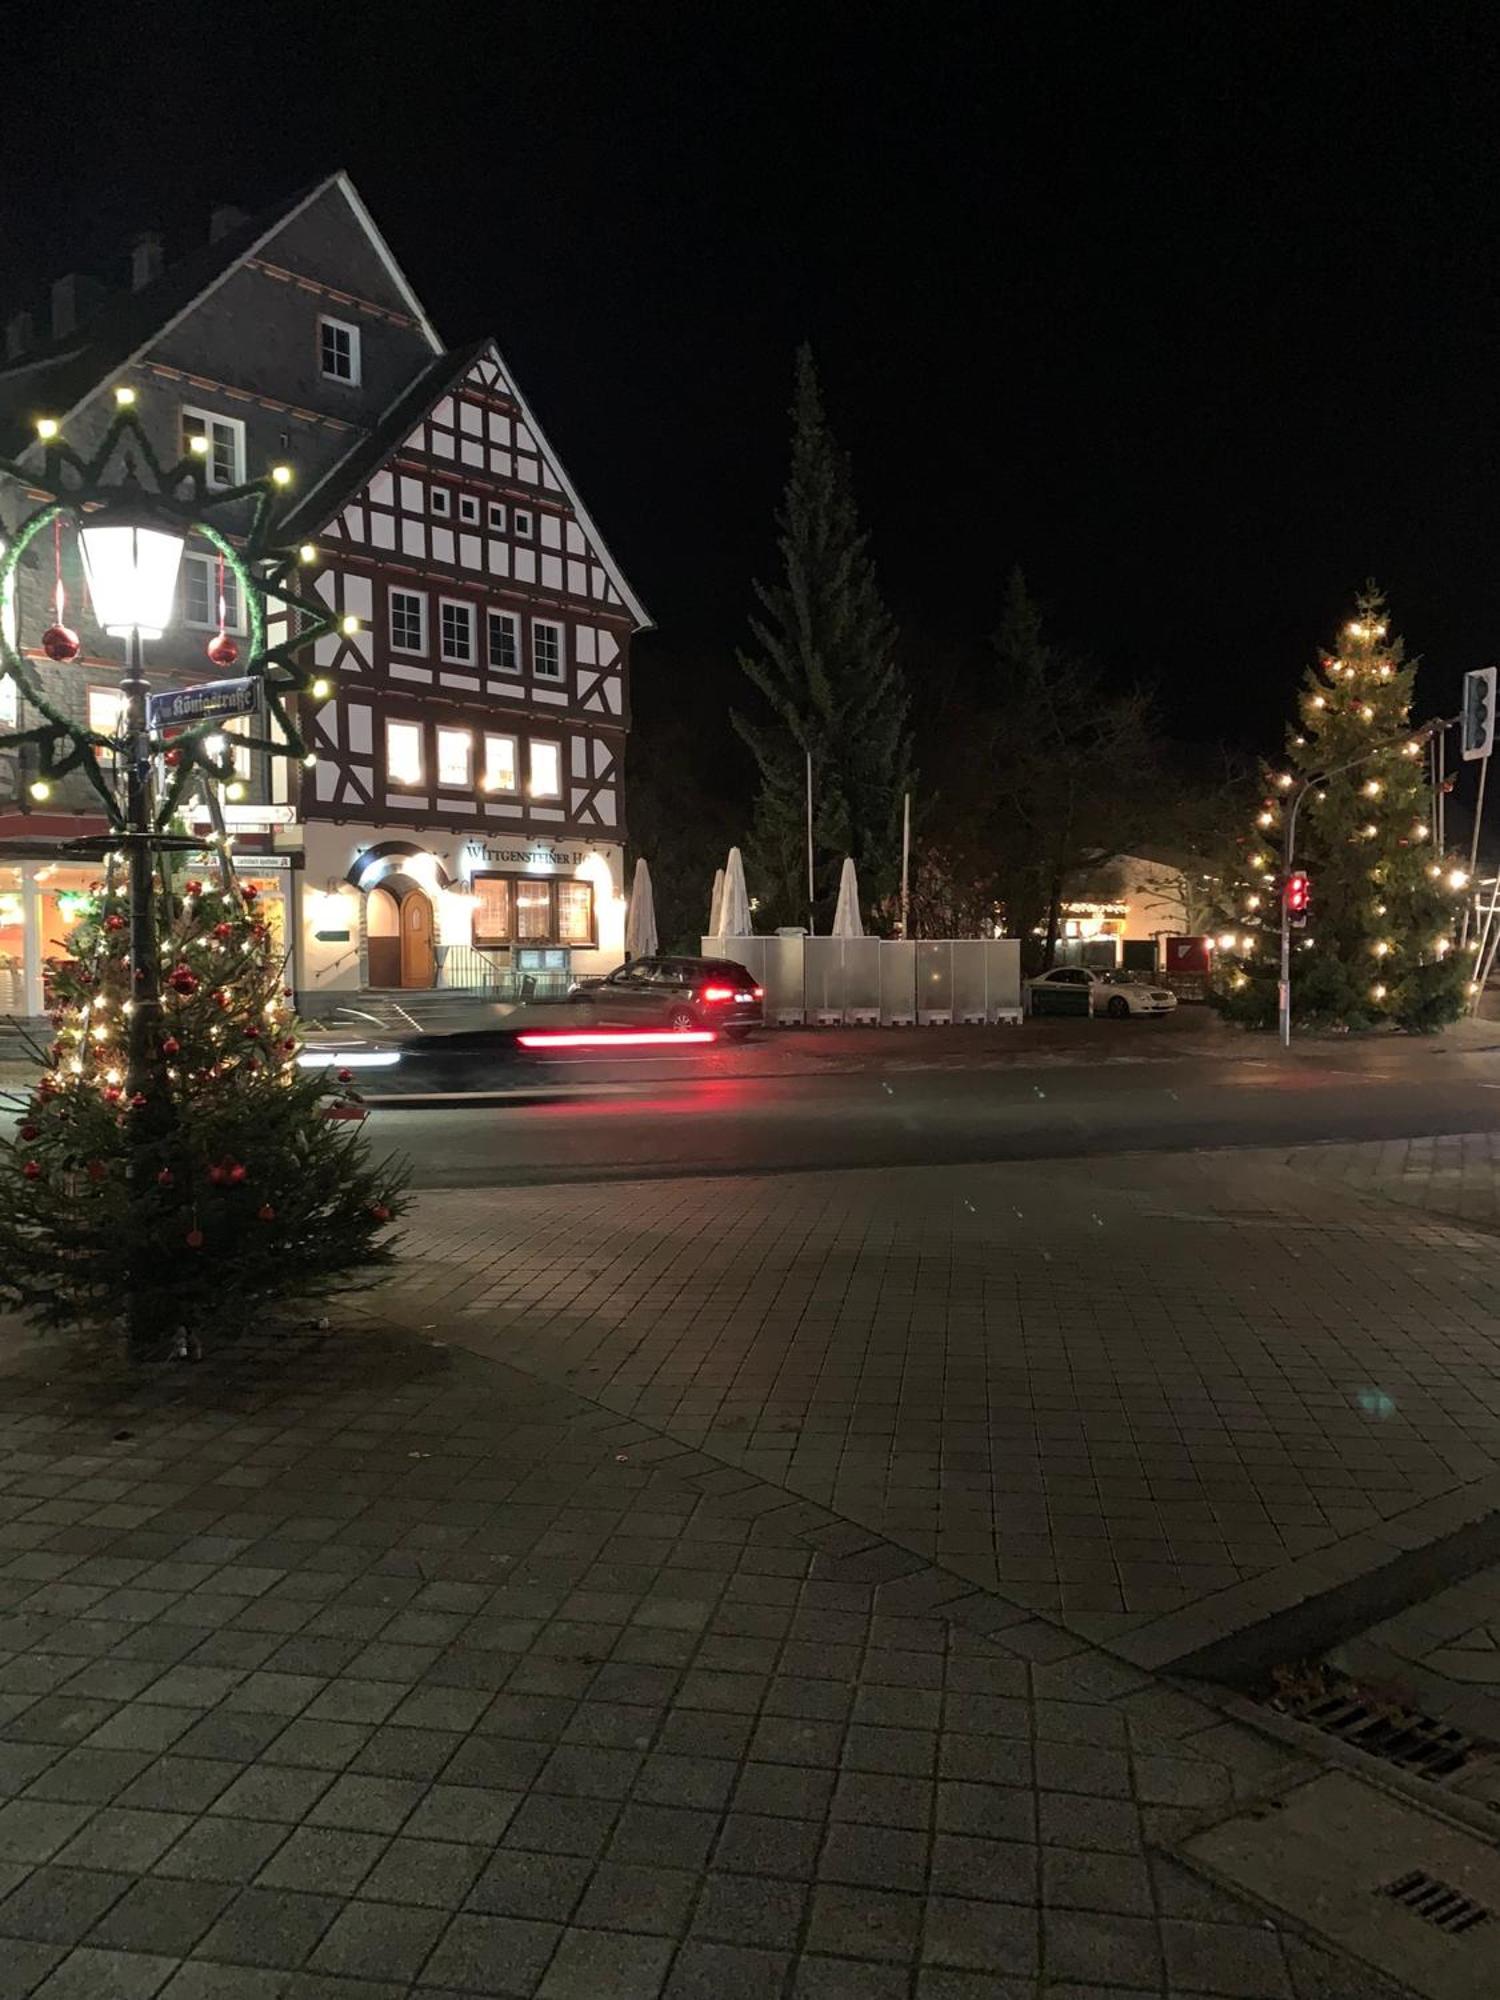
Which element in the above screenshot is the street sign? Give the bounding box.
[148,678,258,730]
[219,803,296,828]
[1462,667,1496,762]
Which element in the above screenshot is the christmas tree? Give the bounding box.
[734,346,913,927]
[0,862,407,1358]
[1211,588,1470,1032]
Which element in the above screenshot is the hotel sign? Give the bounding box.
[460,842,583,871]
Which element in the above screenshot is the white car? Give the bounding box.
[1027,966,1178,1018]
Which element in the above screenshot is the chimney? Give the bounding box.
[209,203,249,243]
[130,230,163,292]
[49,273,104,342]
[4,311,34,362]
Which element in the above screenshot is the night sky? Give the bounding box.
[7,4,1500,760]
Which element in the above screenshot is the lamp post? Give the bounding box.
[78,513,186,1113]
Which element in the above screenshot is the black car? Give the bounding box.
[571,955,764,1038]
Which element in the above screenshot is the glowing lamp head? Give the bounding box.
[298,544,317,565]
[310,678,331,701]
[35,417,59,441]
[340,614,360,636]
[1449,869,1469,890]
[270,464,292,488]
[187,433,209,457]
[113,385,136,408]
[28,779,50,801]
[78,516,186,638]
[225,782,246,802]
[302,752,317,768]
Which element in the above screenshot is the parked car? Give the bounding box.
[1026,966,1178,1018]
[570,956,764,1038]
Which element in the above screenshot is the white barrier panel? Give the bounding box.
[879,941,916,1023]
[842,938,882,1024]
[917,941,953,1024]
[702,936,1018,1025]
[804,937,844,1023]
[985,938,1022,1019]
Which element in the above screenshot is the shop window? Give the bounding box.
[387,719,423,784]
[437,727,472,787]
[515,878,551,940]
[483,733,517,792]
[556,880,594,944]
[473,876,512,945]
[529,739,561,799]
[468,873,595,946]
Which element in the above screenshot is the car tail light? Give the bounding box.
[699,985,736,1002]
[753,986,764,999]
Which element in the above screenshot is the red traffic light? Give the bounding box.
[1284,871,1310,915]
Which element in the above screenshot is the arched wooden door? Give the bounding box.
[366,886,400,988]
[399,887,435,989]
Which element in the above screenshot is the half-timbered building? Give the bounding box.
[0,172,646,1017]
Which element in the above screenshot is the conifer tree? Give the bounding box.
[734,347,912,927]
[1211,587,1469,1031]
[0,865,407,1357]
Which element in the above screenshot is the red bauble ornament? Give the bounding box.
[337,1067,353,1083]
[168,964,199,995]
[212,990,230,1010]
[282,1038,298,1054]
[157,1168,174,1187]
[206,632,239,669]
[369,1203,391,1224]
[207,1164,225,1186]
[104,913,127,932]
[242,883,259,902]
[22,1160,41,1181]
[228,1163,246,1184]
[18,1124,38,1142]
[161,1036,180,1056]
[257,1203,276,1223]
[184,881,203,898]
[40,623,80,663]
[243,1026,260,1040]
[102,1086,122,1105]
[129,1092,147,1109]
[164,747,181,768]
[185,1228,204,1249]
[213,922,233,941]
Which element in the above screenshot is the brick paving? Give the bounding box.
[0,1316,1406,1999]
[373,1146,1500,1668]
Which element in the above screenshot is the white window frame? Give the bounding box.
[458,494,479,524]
[487,609,520,675]
[389,587,427,656]
[436,727,473,788]
[439,598,477,666]
[429,486,452,518]
[182,551,246,633]
[318,314,361,386]
[181,406,246,491]
[513,509,534,539]
[531,619,564,682]
[487,502,507,532]
[528,738,562,800]
[483,732,518,793]
[386,719,424,786]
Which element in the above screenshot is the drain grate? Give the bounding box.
[1272,1671,1480,1782]
[1381,1869,1492,1935]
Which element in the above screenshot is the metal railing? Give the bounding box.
[434,945,571,1000]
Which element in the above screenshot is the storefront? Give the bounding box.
[297,820,626,1008]
[0,845,294,1021]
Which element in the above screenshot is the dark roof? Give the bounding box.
[0,179,333,460]
[279,339,489,539]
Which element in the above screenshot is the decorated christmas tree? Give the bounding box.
[0,861,407,1358]
[1211,588,1470,1032]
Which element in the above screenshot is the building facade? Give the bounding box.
[0,174,646,1019]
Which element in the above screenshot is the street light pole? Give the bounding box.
[121,625,162,1111]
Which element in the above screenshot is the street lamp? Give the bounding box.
[77,508,186,1115]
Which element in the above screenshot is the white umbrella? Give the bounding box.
[719,847,752,937]
[624,858,658,960]
[831,857,864,938]
[709,867,725,939]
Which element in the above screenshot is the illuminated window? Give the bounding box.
[318,315,361,385]
[488,610,519,674]
[440,600,475,665]
[515,879,551,939]
[183,552,244,632]
[532,620,564,681]
[473,876,511,944]
[556,880,594,944]
[484,733,517,791]
[529,740,561,799]
[437,727,472,787]
[88,687,124,739]
[180,407,244,489]
[386,720,423,785]
[389,589,426,654]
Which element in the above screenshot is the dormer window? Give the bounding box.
[181,408,244,490]
[319,315,361,386]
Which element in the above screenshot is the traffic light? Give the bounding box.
[1284,871,1310,928]
[1463,666,1496,762]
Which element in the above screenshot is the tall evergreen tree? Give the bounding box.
[1210,587,1469,1031]
[734,347,912,929]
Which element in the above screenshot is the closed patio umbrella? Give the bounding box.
[624,858,658,960]
[831,857,864,938]
[718,847,752,937]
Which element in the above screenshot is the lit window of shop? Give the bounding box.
[468,873,595,946]
[515,879,551,940]
[473,876,512,945]
[529,739,561,799]
[556,880,594,943]
[437,727,472,787]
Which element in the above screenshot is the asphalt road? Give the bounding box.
[362,1017,1500,1188]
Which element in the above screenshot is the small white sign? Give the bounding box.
[188,803,298,828]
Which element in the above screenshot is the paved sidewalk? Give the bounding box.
[0,1313,1403,2000]
[373,1146,1500,1671]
